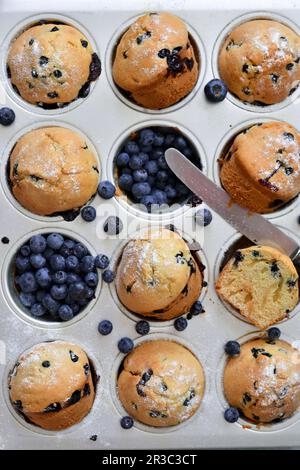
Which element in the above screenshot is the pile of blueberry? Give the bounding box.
[14,233,111,321]
[115,127,202,212]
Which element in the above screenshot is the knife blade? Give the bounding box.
[165,148,300,261]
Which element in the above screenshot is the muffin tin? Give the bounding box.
[1,0,300,450]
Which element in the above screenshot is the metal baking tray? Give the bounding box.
[1,0,300,450]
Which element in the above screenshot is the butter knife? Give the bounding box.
[165,148,300,263]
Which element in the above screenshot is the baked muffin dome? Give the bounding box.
[118,340,205,427]
[9,341,95,430]
[216,245,299,329]
[115,229,202,320]
[219,19,300,105]
[7,23,101,107]
[9,126,99,216]
[219,122,300,213]
[112,12,198,109]
[224,338,300,423]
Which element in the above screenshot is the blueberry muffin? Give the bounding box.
[219,20,300,105]
[115,229,203,320]
[224,338,300,423]
[9,126,99,216]
[7,23,101,107]
[9,341,95,430]
[216,245,299,329]
[112,12,198,109]
[219,122,300,213]
[118,340,205,426]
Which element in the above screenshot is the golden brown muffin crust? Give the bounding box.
[9,126,99,216]
[219,121,300,213]
[112,12,198,109]
[224,338,300,423]
[219,20,300,105]
[118,340,205,426]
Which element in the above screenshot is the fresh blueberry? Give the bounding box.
[73,243,88,259]
[19,292,35,308]
[175,182,189,197]
[140,195,157,211]
[36,290,47,303]
[59,239,75,257]
[132,182,151,199]
[195,208,213,227]
[18,272,37,293]
[52,270,67,285]
[84,272,99,287]
[135,320,150,335]
[164,134,176,147]
[158,155,168,170]
[81,206,96,222]
[49,254,66,271]
[190,301,204,315]
[224,407,240,423]
[145,160,158,175]
[43,247,54,260]
[267,327,281,341]
[224,341,241,356]
[151,149,164,160]
[80,255,95,273]
[46,233,64,250]
[35,267,52,288]
[20,245,30,257]
[174,317,188,331]
[95,254,110,270]
[58,304,73,321]
[0,107,15,126]
[129,155,144,170]
[29,235,46,254]
[156,181,168,191]
[68,282,87,301]
[31,303,46,317]
[139,152,149,165]
[119,174,133,191]
[133,169,148,182]
[174,136,187,150]
[151,189,167,205]
[156,170,169,183]
[65,255,79,272]
[98,320,113,335]
[42,294,60,314]
[139,129,155,146]
[66,273,81,284]
[103,216,123,235]
[85,287,95,299]
[140,144,152,154]
[182,147,193,159]
[120,416,134,429]
[153,133,165,147]
[116,152,130,167]
[164,185,177,200]
[30,254,46,269]
[78,298,89,307]
[147,176,156,187]
[118,337,134,353]
[98,181,116,199]
[204,78,228,102]
[50,284,67,300]
[15,255,31,272]
[70,303,80,315]
[124,141,139,155]
[102,269,115,283]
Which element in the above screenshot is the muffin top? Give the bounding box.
[224,338,300,423]
[116,229,197,314]
[9,126,99,215]
[7,23,100,105]
[113,12,195,92]
[222,121,300,203]
[9,341,92,414]
[219,20,300,104]
[118,340,205,426]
